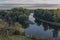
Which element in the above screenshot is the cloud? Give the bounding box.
[0,0,60,4]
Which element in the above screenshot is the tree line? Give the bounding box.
[0,7,30,36]
[34,8,60,22]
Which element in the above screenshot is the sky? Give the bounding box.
[0,0,60,4]
[0,0,60,9]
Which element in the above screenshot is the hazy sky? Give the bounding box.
[0,0,60,4]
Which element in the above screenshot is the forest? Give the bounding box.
[34,8,60,22]
[0,7,32,40]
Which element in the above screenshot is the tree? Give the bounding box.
[14,22,24,34]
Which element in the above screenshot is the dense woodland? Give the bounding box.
[34,9,60,22]
[0,7,31,40]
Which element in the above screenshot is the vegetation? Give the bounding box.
[0,7,31,40]
[0,7,60,40]
[34,9,60,22]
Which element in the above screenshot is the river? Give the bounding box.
[24,13,60,40]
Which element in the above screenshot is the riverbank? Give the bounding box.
[25,35,55,40]
[0,35,32,40]
[36,18,60,26]
[1,35,55,40]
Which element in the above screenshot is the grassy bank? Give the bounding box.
[0,35,32,40]
[0,35,55,40]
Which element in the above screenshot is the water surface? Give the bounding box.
[24,13,60,40]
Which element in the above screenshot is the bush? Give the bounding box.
[14,22,24,35]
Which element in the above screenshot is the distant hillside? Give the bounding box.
[0,4,60,10]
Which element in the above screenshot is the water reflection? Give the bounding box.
[34,19,41,26]
[34,14,60,38]
[24,13,60,39]
[22,22,29,29]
